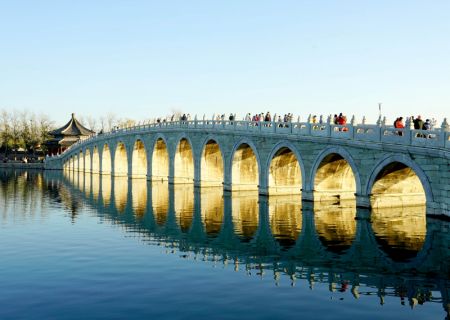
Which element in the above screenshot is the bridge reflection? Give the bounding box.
[5,169,446,316]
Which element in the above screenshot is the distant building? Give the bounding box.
[45,113,95,155]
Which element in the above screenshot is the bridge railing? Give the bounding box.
[47,118,449,160]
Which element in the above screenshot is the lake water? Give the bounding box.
[0,169,448,320]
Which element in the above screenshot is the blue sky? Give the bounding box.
[1,1,449,125]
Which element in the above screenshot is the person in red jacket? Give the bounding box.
[338,113,348,131]
[394,117,404,136]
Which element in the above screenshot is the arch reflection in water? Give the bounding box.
[114,176,128,213]
[91,173,100,201]
[174,184,194,232]
[101,175,112,207]
[152,180,169,226]
[132,179,148,218]
[314,202,357,253]
[232,191,259,241]
[268,195,302,249]
[83,173,91,198]
[200,187,224,237]
[372,205,427,262]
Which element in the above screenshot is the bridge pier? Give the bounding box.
[355,207,371,220]
[258,185,269,196]
[194,179,201,188]
[355,194,371,209]
[223,182,232,193]
[301,190,314,202]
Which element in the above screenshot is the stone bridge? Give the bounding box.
[44,118,450,216]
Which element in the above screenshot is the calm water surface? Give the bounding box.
[0,169,448,320]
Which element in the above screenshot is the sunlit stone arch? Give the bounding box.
[84,148,91,173]
[229,138,261,192]
[73,153,80,172]
[113,140,129,177]
[265,141,305,195]
[100,143,112,175]
[78,150,84,173]
[310,146,362,201]
[366,154,432,208]
[130,137,148,179]
[92,145,100,174]
[173,134,195,183]
[199,136,225,187]
[150,134,170,181]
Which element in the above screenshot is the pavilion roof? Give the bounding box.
[49,113,95,136]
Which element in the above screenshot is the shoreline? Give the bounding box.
[0,163,44,169]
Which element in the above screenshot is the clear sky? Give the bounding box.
[1,0,449,125]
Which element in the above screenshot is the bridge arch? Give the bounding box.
[92,146,100,174]
[114,141,129,177]
[101,143,112,175]
[173,135,195,183]
[310,146,361,201]
[78,150,84,173]
[73,153,79,172]
[151,135,169,181]
[266,141,304,195]
[84,148,91,173]
[131,139,148,178]
[366,155,431,208]
[200,137,225,187]
[230,139,261,192]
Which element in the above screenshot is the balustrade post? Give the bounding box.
[349,115,356,139]
[405,116,414,144]
[440,118,449,147]
[325,115,331,136]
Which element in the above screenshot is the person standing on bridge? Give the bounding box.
[394,117,405,136]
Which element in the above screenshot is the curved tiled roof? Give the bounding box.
[50,113,95,136]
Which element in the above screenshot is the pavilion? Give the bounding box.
[45,113,95,155]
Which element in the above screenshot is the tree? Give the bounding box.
[20,111,33,153]
[106,112,117,132]
[0,110,12,157]
[37,114,54,154]
[86,115,98,132]
[9,110,24,159]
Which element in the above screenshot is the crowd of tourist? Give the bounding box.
[152,112,440,136]
[393,115,436,137]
